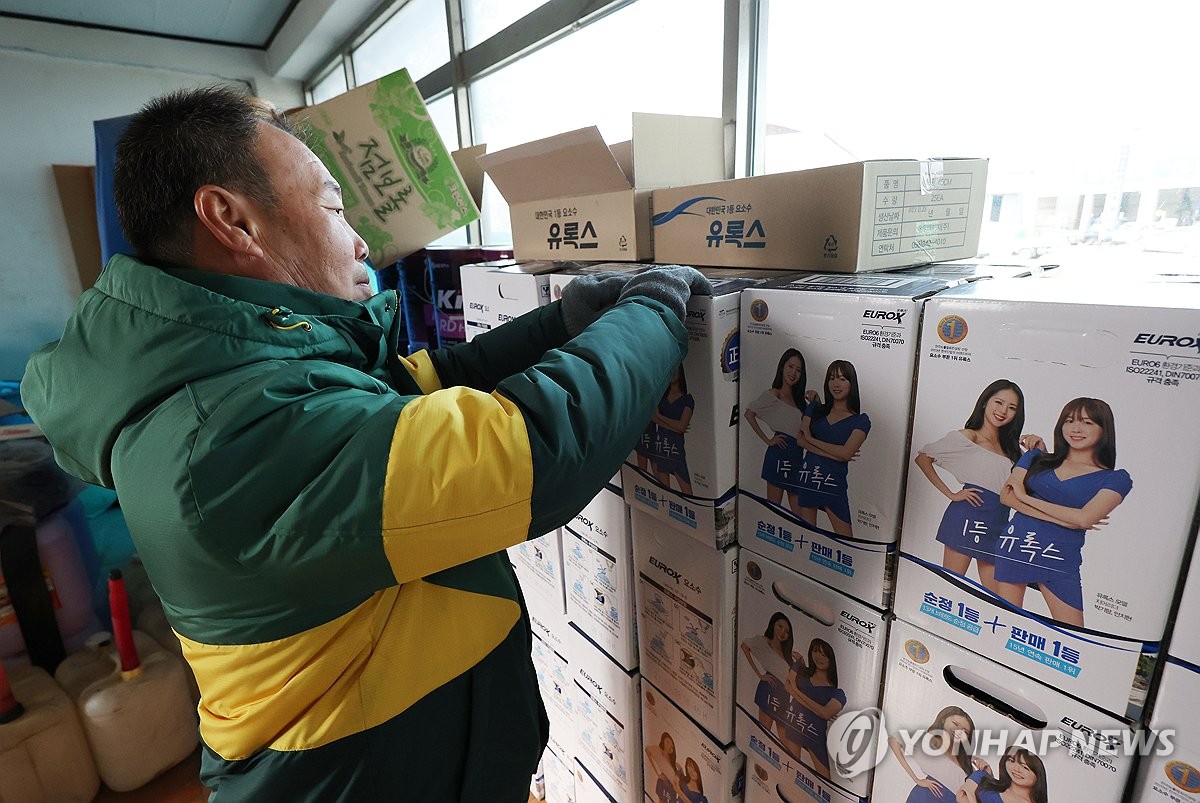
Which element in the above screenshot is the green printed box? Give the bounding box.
[293,68,479,266]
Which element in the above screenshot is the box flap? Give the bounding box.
[632,112,725,189]
[477,126,631,204]
[451,144,487,208]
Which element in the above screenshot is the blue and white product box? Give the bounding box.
[526,585,576,740]
[460,259,623,341]
[893,279,1200,721]
[735,553,887,798]
[564,483,638,671]
[1131,658,1200,802]
[1166,545,1200,667]
[875,618,1137,803]
[544,731,577,803]
[566,626,642,803]
[642,679,746,803]
[736,273,949,608]
[736,710,863,803]
[632,509,739,744]
[620,268,799,550]
[510,527,566,615]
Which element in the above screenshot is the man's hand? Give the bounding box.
[559,273,632,337]
[615,265,713,324]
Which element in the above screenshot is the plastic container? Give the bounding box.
[0,512,101,661]
[68,571,198,792]
[0,660,101,802]
[137,600,201,704]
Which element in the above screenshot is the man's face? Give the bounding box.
[253,123,373,301]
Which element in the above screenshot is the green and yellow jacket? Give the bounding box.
[21,255,687,802]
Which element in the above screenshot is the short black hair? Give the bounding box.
[113,84,297,265]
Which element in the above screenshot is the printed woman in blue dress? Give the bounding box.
[797,360,871,536]
[957,747,1047,803]
[886,706,986,803]
[780,638,846,779]
[914,379,1027,593]
[645,731,682,803]
[745,349,816,514]
[996,397,1132,626]
[679,757,707,803]
[652,364,696,494]
[739,611,795,737]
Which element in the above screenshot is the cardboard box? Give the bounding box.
[563,484,638,671]
[736,273,949,608]
[652,159,989,272]
[1166,544,1200,668]
[737,710,864,803]
[735,553,887,797]
[621,268,802,549]
[478,114,725,261]
[893,278,1200,721]
[642,679,746,803]
[526,575,576,738]
[543,732,577,803]
[632,509,739,745]
[875,618,1138,803]
[460,260,622,341]
[892,258,1048,285]
[1131,658,1200,803]
[425,246,513,346]
[509,528,566,616]
[566,626,642,803]
[293,68,479,265]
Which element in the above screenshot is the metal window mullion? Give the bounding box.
[729,0,764,179]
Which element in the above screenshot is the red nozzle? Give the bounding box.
[0,660,25,724]
[108,569,141,675]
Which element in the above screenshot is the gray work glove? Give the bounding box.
[560,273,633,337]
[615,265,713,324]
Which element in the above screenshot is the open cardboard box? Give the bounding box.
[478,113,724,261]
[292,68,480,266]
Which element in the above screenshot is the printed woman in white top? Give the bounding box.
[886,706,988,803]
[739,611,796,740]
[744,348,816,515]
[914,379,1027,593]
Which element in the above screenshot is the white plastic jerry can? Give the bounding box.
[137,596,202,704]
[0,659,101,803]
[71,570,199,792]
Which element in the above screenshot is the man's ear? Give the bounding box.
[194,185,265,258]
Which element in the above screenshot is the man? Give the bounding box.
[21,86,709,801]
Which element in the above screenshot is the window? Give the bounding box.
[309,64,348,105]
[760,0,1200,266]
[352,0,450,86]
[462,0,546,48]
[469,0,724,245]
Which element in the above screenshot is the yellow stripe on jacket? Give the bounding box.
[381,387,534,584]
[179,581,521,759]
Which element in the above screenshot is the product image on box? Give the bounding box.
[735,554,887,797]
[563,484,637,670]
[875,618,1137,803]
[623,269,788,548]
[567,626,642,803]
[737,710,863,803]
[509,527,565,615]
[633,509,739,744]
[894,279,1200,720]
[642,680,746,803]
[737,274,947,608]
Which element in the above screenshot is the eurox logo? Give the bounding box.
[839,610,877,633]
[824,709,1178,781]
[649,556,683,584]
[1135,332,1200,353]
[687,309,707,322]
[863,309,906,324]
